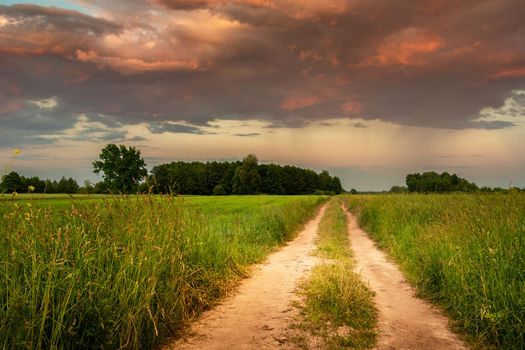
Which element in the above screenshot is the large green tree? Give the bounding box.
[232,154,261,194]
[93,144,147,193]
[0,171,23,193]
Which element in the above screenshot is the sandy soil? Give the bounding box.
[168,205,327,350]
[345,210,468,350]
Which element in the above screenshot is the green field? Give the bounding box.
[0,194,114,213]
[3,192,524,349]
[0,194,326,349]
[344,193,525,349]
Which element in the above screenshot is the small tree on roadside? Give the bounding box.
[93,144,147,193]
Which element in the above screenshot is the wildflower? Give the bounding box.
[13,149,21,156]
[28,185,35,192]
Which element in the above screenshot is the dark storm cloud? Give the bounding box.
[233,132,260,137]
[467,120,517,130]
[1,0,525,145]
[127,135,148,141]
[0,130,54,148]
[147,122,211,134]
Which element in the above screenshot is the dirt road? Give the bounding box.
[345,210,468,350]
[169,205,327,350]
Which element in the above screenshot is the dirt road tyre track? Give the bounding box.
[345,209,468,350]
[168,205,327,350]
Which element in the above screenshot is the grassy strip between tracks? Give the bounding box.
[293,198,377,349]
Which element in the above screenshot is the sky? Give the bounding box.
[0,0,524,190]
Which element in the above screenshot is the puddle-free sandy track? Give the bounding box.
[346,210,468,350]
[168,205,327,350]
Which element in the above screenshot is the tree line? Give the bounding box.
[406,171,479,193]
[1,145,343,195]
[0,171,80,194]
[149,154,343,195]
[386,171,523,193]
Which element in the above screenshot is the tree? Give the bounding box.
[390,185,408,193]
[93,181,110,194]
[206,161,229,194]
[260,164,284,194]
[406,171,478,193]
[232,154,261,194]
[212,184,227,195]
[78,180,95,194]
[330,176,343,194]
[219,162,239,194]
[24,176,46,193]
[0,171,23,193]
[44,180,58,193]
[93,144,147,193]
[57,177,79,194]
[149,155,344,196]
[318,170,332,191]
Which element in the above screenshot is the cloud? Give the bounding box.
[351,122,368,128]
[75,49,200,74]
[467,120,517,130]
[127,135,148,141]
[232,132,260,137]
[280,96,321,111]
[0,0,524,137]
[147,122,211,134]
[29,96,58,109]
[0,4,120,34]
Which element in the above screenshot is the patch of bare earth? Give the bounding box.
[168,205,327,350]
[346,211,468,350]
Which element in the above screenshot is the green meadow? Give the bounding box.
[344,193,525,349]
[3,192,525,349]
[0,194,326,349]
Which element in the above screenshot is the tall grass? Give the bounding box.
[345,193,525,349]
[295,198,377,349]
[0,195,326,349]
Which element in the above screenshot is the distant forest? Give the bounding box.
[3,146,522,195]
[0,172,80,194]
[389,171,523,193]
[148,154,343,195]
[0,153,343,195]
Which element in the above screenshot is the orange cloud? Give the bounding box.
[280,95,321,110]
[154,0,272,10]
[279,0,348,19]
[489,66,525,80]
[362,28,444,67]
[75,49,200,74]
[340,100,363,115]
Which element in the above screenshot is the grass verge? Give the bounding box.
[0,195,326,349]
[344,193,525,349]
[293,198,377,349]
